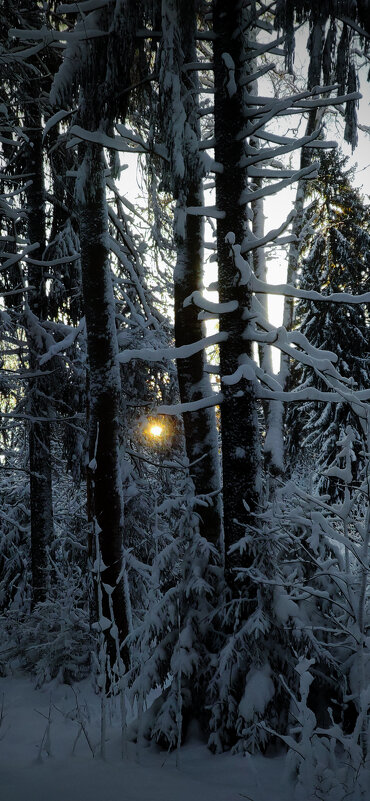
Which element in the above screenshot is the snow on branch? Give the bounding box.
[336,14,370,40]
[183,291,238,314]
[255,130,337,149]
[0,286,34,297]
[43,110,73,141]
[201,346,369,413]
[245,88,361,140]
[155,370,369,418]
[0,242,39,271]
[291,91,361,110]
[9,26,107,44]
[241,62,276,86]
[39,320,85,365]
[118,333,227,364]
[243,85,338,134]
[221,241,370,310]
[156,393,223,416]
[244,88,361,113]
[68,125,168,160]
[57,0,113,12]
[256,387,370,404]
[249,307,369,412]
[240,162,319,203]
[186,206,225,219]
[27,254,80,267]
[246,34,286,59]
[116,124,168,160]
[0,197,25,222]
[250,324,338,365]
[108,236,162,332]
[0,42,48,62]
[283,482,369,566]
[241,210,297,254]
[248,166,308,178]
[250,276,370,305]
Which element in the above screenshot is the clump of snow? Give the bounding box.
[238,663,275,722]
[221,52,237,97]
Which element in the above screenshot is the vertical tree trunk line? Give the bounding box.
[24,84,54,609]
[214,0,261,587]
[251,135,285,480]
[174,187,222,549]
[169,0,222,551]
[76,2,139,671]
[79,142,131,670]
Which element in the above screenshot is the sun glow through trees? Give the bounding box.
[149,423,164,439]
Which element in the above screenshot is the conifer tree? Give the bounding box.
[274,2,369,471]
[287,150,370,497]
[4,0,56,606]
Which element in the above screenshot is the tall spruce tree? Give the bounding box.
[273,3,369,477]
[7,0,56,607]
[287,150,370,497]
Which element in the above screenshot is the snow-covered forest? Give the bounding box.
[1,1,369,799]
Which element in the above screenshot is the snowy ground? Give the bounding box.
[0,673,298,801]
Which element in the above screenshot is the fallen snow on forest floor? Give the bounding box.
[0,673,298,801]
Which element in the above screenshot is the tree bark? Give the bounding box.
[76,3,139,670]
[214,0,261,585]
[166,0,222,550]
[174,188,222,549]
[79,142,131,669]
[251,139,285,480]
[24,85,53,608]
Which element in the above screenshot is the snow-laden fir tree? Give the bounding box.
[125,472,222,748]
[287,150,370,498]
[274,2,369,474]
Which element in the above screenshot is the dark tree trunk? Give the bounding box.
[174,184,222,550]
[213,0,261,586]
[169,0,222,550]
[79,142,131,670]
[24,96,53,609]
[250,143,285,482]
[76,3,139,670]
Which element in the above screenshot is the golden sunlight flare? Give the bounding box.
[140,416,172,446]
[149,423,164,439]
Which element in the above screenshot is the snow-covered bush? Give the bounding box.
[1,571,92,686]
[0,470,30,615]
[281,657,369,801]
[208,497,304,754]
[126,475,222,748]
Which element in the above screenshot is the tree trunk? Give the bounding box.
[79,142,131,671]
[76,4,139,669]
[24,94,53,609]
[251,141,284,480]
[167,0,222,550]
[214,0,261,585]
[174,186,222,549]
